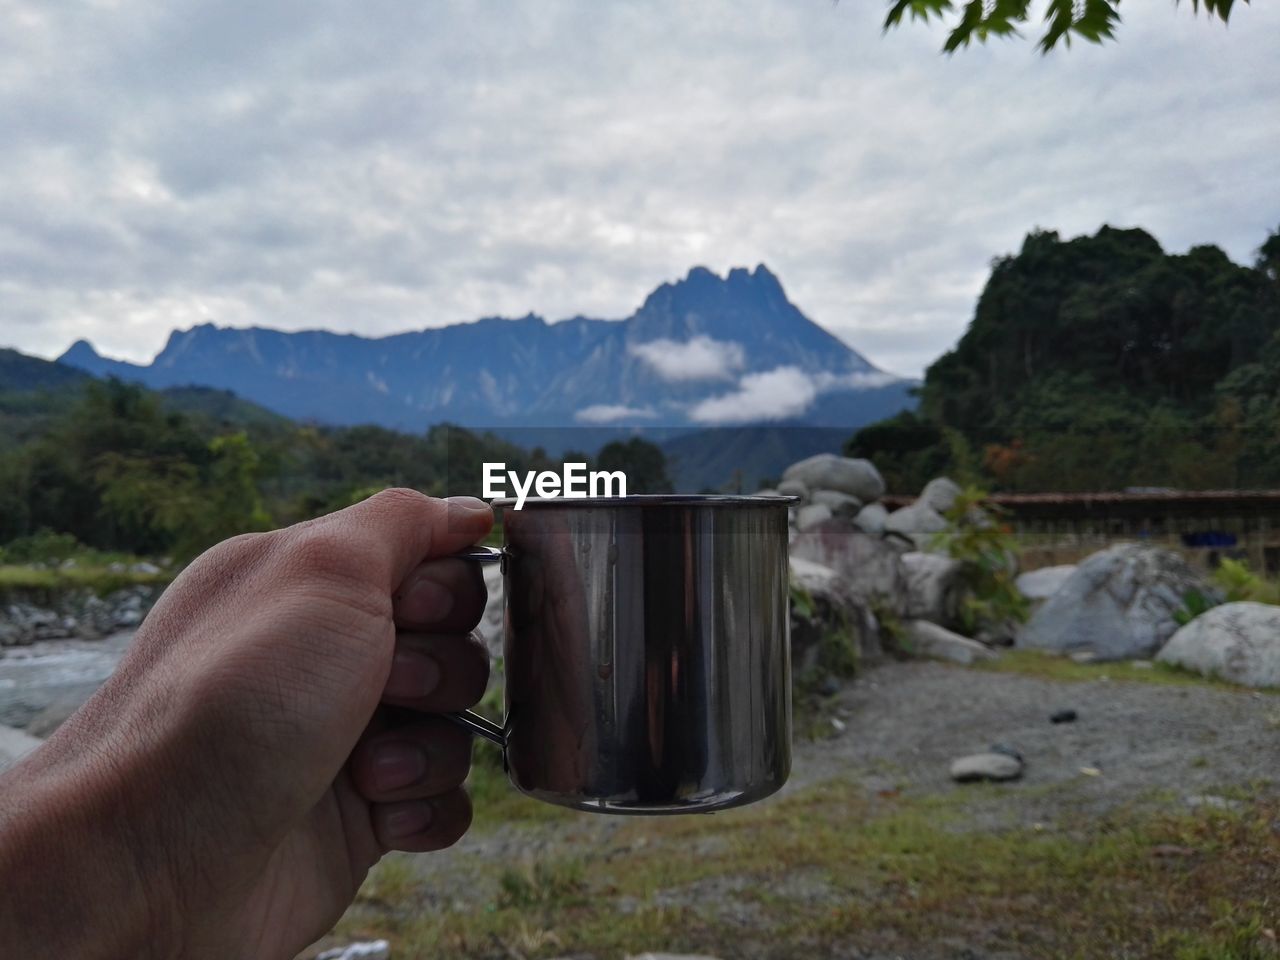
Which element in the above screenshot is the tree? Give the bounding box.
[882,0,1247,53]
[596,438,674,494]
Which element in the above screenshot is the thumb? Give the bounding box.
[324,489,494,591]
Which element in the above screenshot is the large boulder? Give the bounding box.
[809,489,862,518]
[901,551,963,625]
[852,502,889,537]
[790,519,906,615]
[1157,602,1280,689]
[788,556,883,667]
[919,477,962,514]
[1017,544,1210,661]
[776,478,809,500]
[1016,565,1077,602]
[903,619,998,665]
[884,502,947,547]
[782,455,885,504]
[796,503,833,531]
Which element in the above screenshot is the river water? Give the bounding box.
[0,631,135,731]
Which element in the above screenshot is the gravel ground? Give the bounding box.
[798,660,1278,823]
[346,659,1279,959]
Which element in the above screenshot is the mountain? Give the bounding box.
[59,265,916,438]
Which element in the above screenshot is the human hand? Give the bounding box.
[0,489,493,960]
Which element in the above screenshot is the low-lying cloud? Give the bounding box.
[575,403,659,424]
[689,366,816,424]
[629,335,746,382]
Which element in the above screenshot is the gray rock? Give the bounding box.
[1157,602,1280,689]
[788,556,883,666]
[901,551,962,624]
[1017,543,1210,661]
[884,502,947,541]
[809,489,862,517]
[776,478,810,500]
[476,563,505,656]
[782,454,885,504]
[919,476,962,514]
[851,501,889,537]
[0,724,42,772]
[1016,564,1077,602]
[796,503,833,531]
[790,521,907,615]
[904,619,998,665]
[950,752,1023,782]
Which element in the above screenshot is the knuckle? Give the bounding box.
[367,486,436,519]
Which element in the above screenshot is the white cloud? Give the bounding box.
[688,365,910,424]
[629,335,746,382]
[689,366,816,424]
[575,403,658,424]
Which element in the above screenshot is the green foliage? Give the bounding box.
[1176,558,1280,625]
[595,437,673,494]
[1211,557,1280,605]
[883,0,1246,52]
[0,373,575,563]
[850,224,1280,494]
[931,486,1030,635]
[1175,588,1217,627]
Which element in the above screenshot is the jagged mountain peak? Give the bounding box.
[58,266,911,430]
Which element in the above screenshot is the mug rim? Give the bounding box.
[490,494,799,510]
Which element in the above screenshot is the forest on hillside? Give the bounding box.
[850,225,1280,493]
[0,364,669,563]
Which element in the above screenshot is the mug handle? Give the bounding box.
[443,545,508,748]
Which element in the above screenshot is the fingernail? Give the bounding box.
[446,496,490,513]
[385,648,442,698]
[384,801,433,840]
[398,574,455,624]
[373,742,428,792]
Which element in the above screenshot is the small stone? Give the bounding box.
[989,742,1024,764]
[1079,766,1102,777]
[1069,650,1098,664]
[830,717,846,732]
[950,752,1023,783]
[1050,709,1078,724]
[316,942,391,960]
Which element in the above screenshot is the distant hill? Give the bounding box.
[59,265,916,440]
[0,348,90,392]
[849,224,1280,493]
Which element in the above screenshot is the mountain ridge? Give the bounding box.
[60,264,916,433]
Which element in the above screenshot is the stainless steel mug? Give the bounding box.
[451,494,793,815]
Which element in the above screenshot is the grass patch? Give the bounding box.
[335,778,1280,959]
[0,563,171,595]
[975,648,1275,694]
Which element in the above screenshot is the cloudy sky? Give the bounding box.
[1,0,1277,379]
